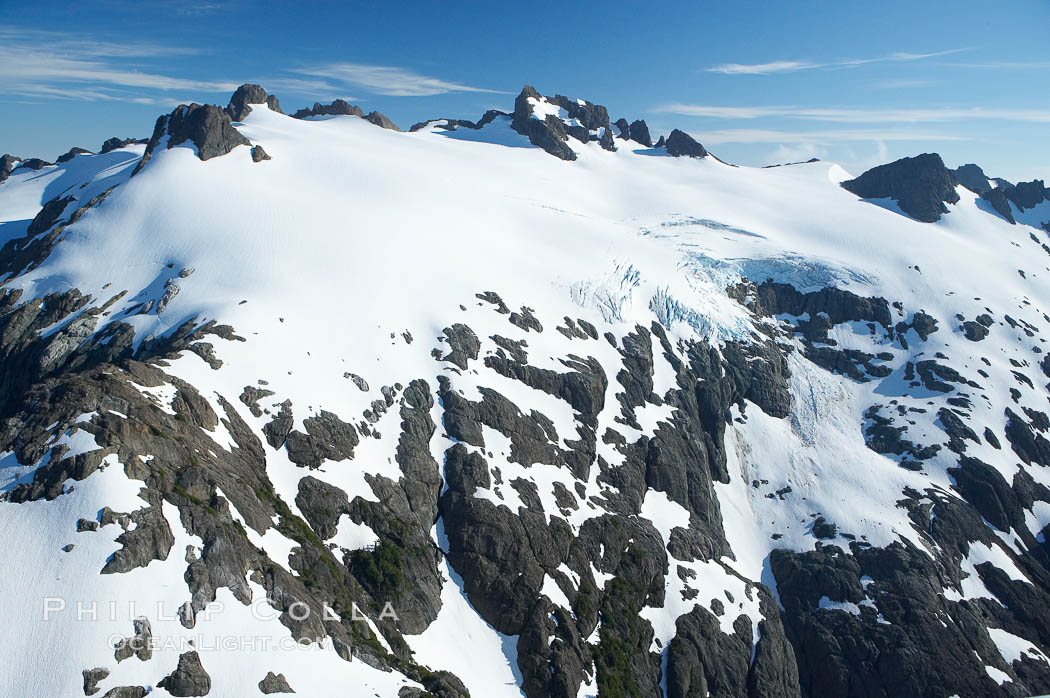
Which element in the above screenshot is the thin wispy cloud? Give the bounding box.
[295,63,509,97]
[706,60,820,75]
[0,26,498,107]
[942,60,1050,70]
[706,48,970,74]
[872,79,936,89]
[691,128,970,146]
[0,26,235,102]
[654,103,1050,124]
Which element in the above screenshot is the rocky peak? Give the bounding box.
[664,129,707,158]
[365,110,400,131]
[628,119,653,147]
[954,163,992,194]
[0,154,22,183]
[841,153,960,223]
[509,85,622,161]
[134,102,251,174]
[226,83,283,122]
[291,99,365,119]
[1005,179,1049,212]
[100,137,148,154]
[611,117,653,147]
[56,147,92,164]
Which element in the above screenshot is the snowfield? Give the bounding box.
[1,88,1049,697]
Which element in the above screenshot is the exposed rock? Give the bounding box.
[258,671,295,694]
[628,119,652,147]
[963,319,990,341]
[981,187,1015,223]
[291,99,364,119]
[0,154,21,182]
[510,86,576,162]
[1005,179,1049,212]
[83,667,109,695]
[158,651,211,696]
[100,501,175,574]
[840,153,960,223]
[665,129,707,158]
[100,137,147,154]
[226,83,282,122]
[366,111,401,131]
[113,617,152,662]
[135,102,251,172]
[101,688,147,698]
[57,147,92,163]
[251,145,271,162]
[17,157,53,171]
[954,163,992,194]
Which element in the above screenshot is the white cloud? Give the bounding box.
[653,103,1050,124]
[942,60,1050,70]
[691,128,969,146]
[707,48,969,74]
[0,26,236,102]
[705,60,820,75]
[294,63,508,97]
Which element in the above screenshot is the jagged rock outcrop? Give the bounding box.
[366,111,400,131]
[510,86,577,161]
[57,146,92,163]
[226,83,283,121]
[1005,179,1049,211]
[983,187,1016,223]
[955,163,992,194]
[665,129,708,158]
[100,137,147,154]
[509,85,619,159]
[158,651,211,696]
[134,102,251,172]
[628,119,652,147]
[291,99,365,119]
[258,671,294,694]
[841,153,960,222]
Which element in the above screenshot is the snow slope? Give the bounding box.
[1,91,1049,697]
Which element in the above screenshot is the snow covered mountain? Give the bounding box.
[2,83,1050,698]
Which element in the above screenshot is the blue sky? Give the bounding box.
[1,0,1047,180]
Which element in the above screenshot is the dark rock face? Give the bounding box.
[510,86,577,162]
[57,147,92,163]
[366,111,401,131]
[1005,179,1049,212]
[0,154,21,182]
[18,157,53,171]
[258,671,294,694]
[628,119,652,147]
[251,145,271,162]
[83,667,109,695]
[614,117,630,139]
[982,187,1016,223]
[954,163,992,194]
[665,129,708,158]
[841,153,960,223]
[100,137,148,154]
[158,651,211,696]
[291,99,365,119]
[226,83,282,121]
[134,102,251,173]
[101,688,147,698]
[508,85,620,159]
